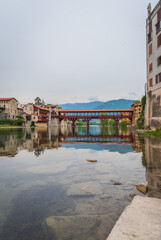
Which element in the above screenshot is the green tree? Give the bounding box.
[136,95,146,129]
[34,97,41,103]
[120,120,127,132]
[109,119,117,126]
[101,113,109,126]
[133,100,141,104]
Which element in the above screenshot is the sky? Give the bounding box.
[0,0,159,104]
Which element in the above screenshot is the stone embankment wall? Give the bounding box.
[145,87,161,129]
[107,196,161,240]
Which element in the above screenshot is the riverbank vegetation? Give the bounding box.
[136,96,146,129]
[145,128,161,138]
[0,116,25,127]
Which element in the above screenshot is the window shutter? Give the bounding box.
[157,8,161,22]
[157,34,161,47]
[149,78,153,87]
[149,43,152,55]
[156,75,158,84]
[159,73,161,82]
[149,63,153,72]
[157,56,161,66]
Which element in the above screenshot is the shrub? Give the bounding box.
[136,95,146,129]
[0,118,25,126]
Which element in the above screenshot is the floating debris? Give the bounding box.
[86,159,97,163]
[110,180,122,185]
[135,184,148,194]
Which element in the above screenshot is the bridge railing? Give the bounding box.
[58,109,133,119]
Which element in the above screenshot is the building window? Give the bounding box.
[157,56,161,66]
[157,8,161,22]
[156,73,161,84]
[156,21,161,33]
[148,21,152,43]
[149,43,152,55]
[149,21,152,32]
[156,9,161,34]
[149,78,153,87]
[149,63,153,72]
[148,32,152,43]
[157,34,161,47]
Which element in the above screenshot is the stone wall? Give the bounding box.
[145,86,161,129]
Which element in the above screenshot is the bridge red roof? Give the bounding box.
[59,109,133,113]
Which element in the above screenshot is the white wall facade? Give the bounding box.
[145,1,161,128]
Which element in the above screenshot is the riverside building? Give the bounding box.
[0,98,18,120]
[145,1,161,128]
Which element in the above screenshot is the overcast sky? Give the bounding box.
[0,0,159,104]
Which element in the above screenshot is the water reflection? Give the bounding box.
[143,137,161,198]
[0,126,160,240]
[0,126,135,158]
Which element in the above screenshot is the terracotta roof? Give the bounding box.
[34,105,49,112]
[46,104,58,108]
[0,98,18,102]
[131,103,141,107]
[51,105,58,107]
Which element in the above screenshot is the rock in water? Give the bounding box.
[45,215,109,240]
[135,184,148,194]
[110,180,122,185]
[86,159,97,163]
[129,193,137,199]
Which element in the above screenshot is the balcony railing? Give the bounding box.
[0,106,5,110]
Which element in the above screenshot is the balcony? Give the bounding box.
[0,106,5,111]
[147,32,152,44]
[156,21,161,34]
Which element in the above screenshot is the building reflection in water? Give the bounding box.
[0,126,160,198]
[143,137,161,198]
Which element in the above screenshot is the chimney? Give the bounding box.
[147,3,151,16]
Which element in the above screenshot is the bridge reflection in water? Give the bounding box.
[60,126,133,145]
[0,126,160,198]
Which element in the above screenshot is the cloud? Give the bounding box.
[128,92,137,97]
[88,96,99,101]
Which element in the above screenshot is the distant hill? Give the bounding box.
[94,99,135,110]
[60,99,135,110]
[60,101,102,110]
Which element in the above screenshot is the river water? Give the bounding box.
[0,126,160,240]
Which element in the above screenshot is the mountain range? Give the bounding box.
[60,99,135,110]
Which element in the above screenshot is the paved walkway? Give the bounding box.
[107,196,161,240]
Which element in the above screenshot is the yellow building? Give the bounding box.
[132,102,142,126]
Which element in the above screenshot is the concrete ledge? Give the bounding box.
[107,196,161,240]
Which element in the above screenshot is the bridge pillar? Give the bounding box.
[71,125,75,136]
[72,119,75,128]
[117,119,119,128]
[86,119,90,129]
[101,119,103,128]
[86,119,90,135]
